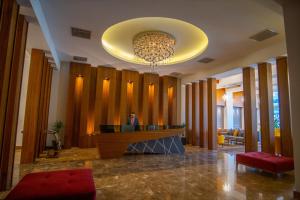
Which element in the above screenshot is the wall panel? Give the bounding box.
[142,73,159,125]
[207,78,217,150]
[0,12,27,190]
[243,67,258,152]
[276,57,293,157]
[192,82,199,146]
[199,80,208,148]
[258,62,275,154]
[120,70,140,125]
[94,67,117,129]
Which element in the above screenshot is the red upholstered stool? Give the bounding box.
[236,152,294,174]
[5,169,96,200]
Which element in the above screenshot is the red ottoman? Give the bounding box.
[5,169,96,200]
[236,152,294,174]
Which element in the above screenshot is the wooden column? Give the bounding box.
[120,70,140,125]
[0,11,28,190]
[38,63,53,154]
[207,78,217,150]
[159,76,178,126]
[276,57,293,156]
[0,0,19,165]
[243,67,258,152]
[21,49,45,164]
[185,84,192,144]
[258,62,275,154]
[64,62,95,148]
[142,73,159,125]
[94,67,117,129]
[192,82,199,146]
[199,80,208,148]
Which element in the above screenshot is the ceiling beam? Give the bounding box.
[30,0,60,69]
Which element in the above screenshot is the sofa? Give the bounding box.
[218,129,245,145]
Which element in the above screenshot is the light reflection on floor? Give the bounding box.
[0,146,294,200]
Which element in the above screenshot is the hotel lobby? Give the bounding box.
[0,0,300,199]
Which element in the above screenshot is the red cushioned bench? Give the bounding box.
[5,169,96,200]
[236,152,294,174]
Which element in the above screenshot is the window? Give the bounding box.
[217,106,224,129]
[233,107,242,129]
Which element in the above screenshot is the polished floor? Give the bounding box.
[0,146,294,200]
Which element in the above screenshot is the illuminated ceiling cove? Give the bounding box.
[101,17,208,66]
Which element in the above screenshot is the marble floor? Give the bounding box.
[0,146,295,200]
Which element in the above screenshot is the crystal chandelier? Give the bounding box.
[133,31,176,68]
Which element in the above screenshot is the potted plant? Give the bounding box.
[52,120,64,150]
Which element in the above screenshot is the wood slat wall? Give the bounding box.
[192,82,199,146]
[142,73,159,125]
[65,67,180,149]
[207,78,217,150]
[120,70,140,125]
[243,67,258,152]
[64,62,95,148]
[199,80,208,148]
[185,84,192,144]
[258,62,275,154]
[21,48,53,164]
[276,57,293,157]
[0,5,28,190]
[94,67,118,129]
[159,76,178,126]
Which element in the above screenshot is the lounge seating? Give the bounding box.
[236,152,294,174]
[218,129,245,145]
[5,169,96,200]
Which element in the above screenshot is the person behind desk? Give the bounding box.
[127,112,140,131]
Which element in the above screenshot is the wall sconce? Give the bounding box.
[104,77,110,80]
[77,74,84,77]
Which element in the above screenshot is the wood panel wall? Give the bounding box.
[199,80,208,148]
[276,57,293,157]
[258,62,275,154]
[243,67,258,152]
[36,60,53,155]
[159,76,178,126]
[94,67,117,129]
[120,70,140,125]
[207,78,217,150]
[192,82,199,146]
[0,4,28,190]
[142,73,159,125]
[185,84,192,144]
[64,67,180,149]
[21,49,44,163]
[64,62,96,148]
[0,0,19,166]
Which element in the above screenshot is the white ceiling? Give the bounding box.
[29,0,285,79]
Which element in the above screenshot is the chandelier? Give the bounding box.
[133,31,176,67]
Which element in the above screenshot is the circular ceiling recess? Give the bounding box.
[101,17,208,66]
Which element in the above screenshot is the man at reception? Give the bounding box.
[127,112,140,131]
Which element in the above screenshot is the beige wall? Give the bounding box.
[16,50,31,147]
[46,62,70,146]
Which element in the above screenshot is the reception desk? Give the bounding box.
[94,128,185,159]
